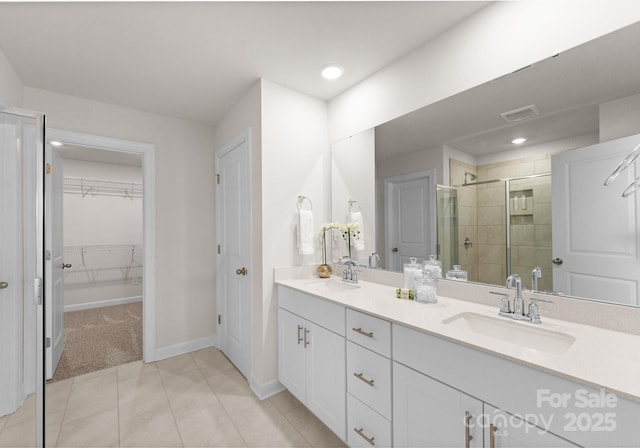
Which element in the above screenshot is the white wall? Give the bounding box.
[62,159,143,308]
[0,46,22,109]
[599,92,640,142]
[259,79,330,391]
[23,87,217,352]
[214,79,329,395]
[328,1,640,142]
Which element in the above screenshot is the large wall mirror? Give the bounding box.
[331,21,640,307]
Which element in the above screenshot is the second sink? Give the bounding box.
[442,312,575,355]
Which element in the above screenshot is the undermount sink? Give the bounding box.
[442,312,575,355]
[304,277,360,290]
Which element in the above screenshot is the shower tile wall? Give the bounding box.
[450,153,553,290]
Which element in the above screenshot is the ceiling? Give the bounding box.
[375,21,640,160]
[0,1,489,126]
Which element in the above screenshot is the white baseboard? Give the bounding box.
[154,335,217,361]
[64,295,142,313]
[250,374,285,401]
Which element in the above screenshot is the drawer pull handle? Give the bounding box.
[303,328,310,348]
[297,325,303,345]
[353,372,375,387]
[353,427,375,446]
[465,411,474,448]
[352,327,374,338]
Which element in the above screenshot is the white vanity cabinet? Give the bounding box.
[277,286,346,440]
[484,405,579,448]
[346,309,393,447]
[393,324,639,448]
[393,361,483,447]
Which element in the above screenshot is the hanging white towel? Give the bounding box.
[349,210,365,251]
[297,209,315,255]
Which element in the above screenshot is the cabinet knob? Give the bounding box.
[0,281,8,289]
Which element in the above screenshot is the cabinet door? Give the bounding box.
[485,405,579,448]
[278,308,307,403]
[394,362,483,447]
[306,320,346,441]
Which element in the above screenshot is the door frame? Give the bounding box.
[45,129,157,361]
[215,128,252,377]
[383,169,437,271]
[0,107,45,445]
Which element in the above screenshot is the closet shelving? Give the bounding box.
[64,176,143,200]
[63,244,143,284]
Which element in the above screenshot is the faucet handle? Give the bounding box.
[527,298,553,324]
[490,291,511,314]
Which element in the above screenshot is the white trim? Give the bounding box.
[384,169,437,270]
[250,375,285,401]
[63,295,142,313]
[155,335,217,362]
[45,129,158,362]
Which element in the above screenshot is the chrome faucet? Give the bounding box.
[342,258,359,283]
[491,273,554,324]
[531,266,542,292]
[506,274,524,319]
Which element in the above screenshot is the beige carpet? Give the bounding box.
[50,301,143,382]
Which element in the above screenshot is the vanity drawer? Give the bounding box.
[347,341,392,419]
[346,308,391,357]
[347,394,392,448]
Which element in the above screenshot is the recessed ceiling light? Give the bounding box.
[321,65,344,80]
[50,141,63,147]
[512,137,527,145]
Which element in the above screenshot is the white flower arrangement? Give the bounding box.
[341,222,361,241]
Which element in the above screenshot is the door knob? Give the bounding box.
[0,281,8,289]
[552,258,563,265]
[236,267,247,276]
[392,248,399,253]
[62,263,72,269]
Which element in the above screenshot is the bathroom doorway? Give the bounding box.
[44,129,156,378]
[47,144,144,381]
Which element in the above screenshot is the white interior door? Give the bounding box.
[385,171,437,271]
[0,109,44,445]
[45,145,64,379]
[216,131,251,379]
[552,133,640,305]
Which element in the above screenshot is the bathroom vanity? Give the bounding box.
[275,267,640,448]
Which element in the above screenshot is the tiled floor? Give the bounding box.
[0,347,347,447]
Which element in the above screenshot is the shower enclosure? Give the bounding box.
[439,173,552,291]
[0,108,45,446]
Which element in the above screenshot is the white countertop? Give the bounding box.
[275,274,640,403]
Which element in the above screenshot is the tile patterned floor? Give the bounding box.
[0,347,347,448]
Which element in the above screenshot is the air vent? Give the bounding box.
[500,104,540,123]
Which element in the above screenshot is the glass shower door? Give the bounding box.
[0,109,45,446]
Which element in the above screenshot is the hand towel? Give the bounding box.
[297,209,315,255]
[349,210,365,251]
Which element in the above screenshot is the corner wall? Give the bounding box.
[259,79,330,392]
[0,46,22,108]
